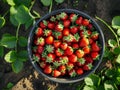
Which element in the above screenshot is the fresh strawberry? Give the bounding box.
[91,51,99,59]
[77,58,85,66]
[62,28,70,36]
[37,45,44,54]
[35,27,43,37]
[60,42,68,50]
[52,69,61,77]
[70,26,78,34]
[84,56,93,63]
[59,65,66,75]
[55,23,64,32]
[69,13,78,22]
[75,49,84,58]
[44,29,52,36]
[33,53,40,62]
[48,22,55,29]
[55,48,64,56]
[91,42,100,52]
[72,43,79,49]
[82,19,90,26]
[79,37,89,47]
[67,62,74,71]
[63,19,71,28]
[45,36,54,44]
[44,65,52,74]
[87,24,93,29]
[68,69,77,77]
[73,33,80,42]
[65,46,73,56]
[53,31,62,39]
[40,20,48,29]
[39,61,46,68]
[79,30,89,38]
[59,56,69,65]
[89,38,93,44]
[83,63,93,71]
[59,12,68,20]
[46,53,56,63]
[83,46,90,54]
[63,34,74,42]
[68,54,77,63]
[91,31,99,40]
[53,40,61,48]
[75,16,83,25]
[76,68,83,75]
[36,37,45,46]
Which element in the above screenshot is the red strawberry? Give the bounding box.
[46,53,56,63]
[39,61,46,68]
[76,68,83,75]
[53,40,61,48]
[83,63,93,71]
[37,45,44,54]
[83,46,90,54]
[89,38,93,44]
[75,49,84,58]
[45,36,54,44]
[59,65,66,75]
[68,54,77,63]
[59,12,68,20]
[69,13,78,22]
[44,65,52,74]
[53,31,62,39]
[44,29,52,36]
[72,43,79,49]
[35,27,43,37]
[84,56,93,63]
[87,24,93,29]
[40,20,48,29]
[67,62,74,71]
[60,42,68,50]
[75,16,83,25]
[77,58,85,66]
[55,23,64,32]
[91,31,99,40]
[91,51,99,59]
[63,20,71,28]
[65,46,73,56]
[91,42,100,52]
[62,28,70,36]
[70,26,78,34]
[48,22,55,29]
[73,33,80,42]
[36,37,45,46]
[52,69,61,77]
[82,19,90,26]
[68,69,77,77]
[33,53,40,62]
[79,37,89,47]
[55,48,64,56]
[63,34,74,43]
[59,56,69,65]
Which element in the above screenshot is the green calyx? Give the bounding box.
[63,34,73,42]
[45,45,54,53]
[44,29,51,36]
[78,58,85,65]
[46,56,53,63]
[37,37,44,45]
[74,33,80,41]
[60,57,68,65]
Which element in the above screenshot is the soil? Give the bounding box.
[0,0,120,90]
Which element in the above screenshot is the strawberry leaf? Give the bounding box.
[18,36,27,47]
[41,0,52,6]
[112,16,120,29]
[108,39,117,48]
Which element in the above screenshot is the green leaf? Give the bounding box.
[117,29,120,36]
[18,36,27,47]
[12,60,23,73]
[55,0,64,3]
[1,34,16,48]
[84,74,101,86]
[105,69,116,78]
[104,81,118,90]
[25,18,34,29]
[116,54,120,64]
[83,85,95,90]
[0,46,4,58]
[112,16,120,29]
[108,39,117,48]
[7,82,14,89]
[6,0,15,6]
[41,0,52,6]
[0,16,5,29]
[104,47,110,58]
[18,51,28,62]
[4,51,17,63]
[113,46,120,55]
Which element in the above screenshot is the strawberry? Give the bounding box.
[84,56,93,63]
[53,31,62,39]
[59,12,68,20]
[79,37,89,47]
[76,68,83,75]
[91,51,99,59]
[37,45,44,54]
[45,36,54,44]
[91,31,99,40]
[82,19,90,26]
[69,13,78,22]
[67,62,74,71]
[87,24,93,29]
[55,23,64,32]
[44,65,52,74]
[79,30,89,38]
[72,43,79,49]
[83,63,93,71]
[62,28,70,36]
[89,38,93,44]
[59,56,69,65]
[53,40,61,48]
[73,33,80,42]
[68,54,77,63]
[39,61,46,68]
[77,58,85,66]
[52,69,61,77]
[33,53,40,62]
[60,42,68,50]
[44,29,52,36]
[75,49,84,58]
[55,48,64,56]
[75,16,83,25]
[65,46,73,56]
[68,69,77,77]
[48,22,55,29]
[63,34,74,42]
[59,65,66,75]
[36,37,45,46]
[63,19,71,28]
[35,27,43,37]
[70,26,78,34]
[46,53,56,63]
[83,46,90,54]
[40,20,48,29]
[91,42,100,52]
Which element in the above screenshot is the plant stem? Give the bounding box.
[15,24,20,52]
[3,10,9,17]
[29,0,35,11]
[96,16,119,46]
[49,0,53,13]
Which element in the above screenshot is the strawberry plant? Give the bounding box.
[0,0,40,73]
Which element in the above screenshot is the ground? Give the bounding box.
[0,0,120,90]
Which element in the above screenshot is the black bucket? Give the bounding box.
[27,9,105,83]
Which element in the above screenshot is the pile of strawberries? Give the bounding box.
[32,12,100,78]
